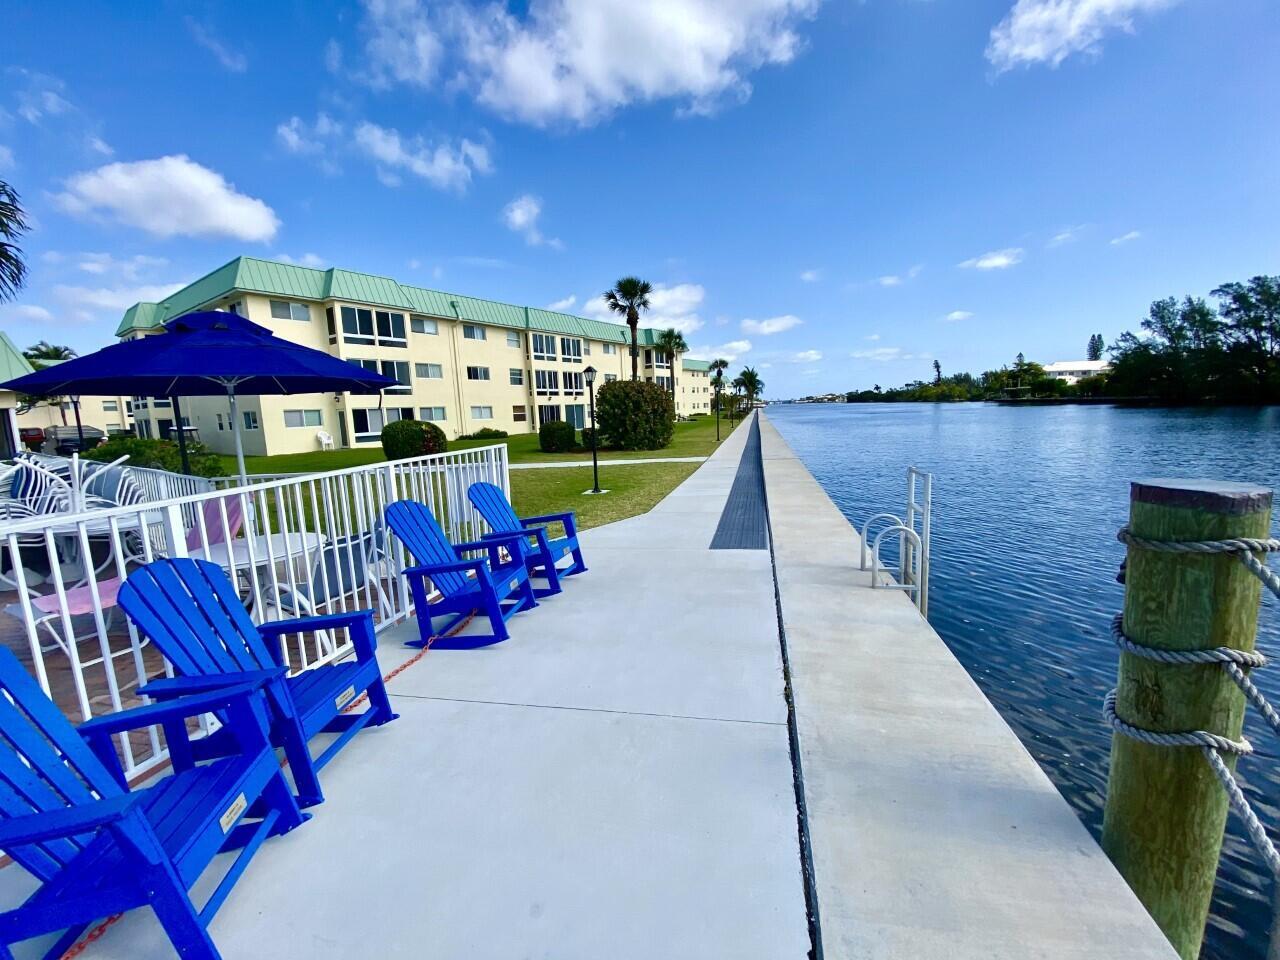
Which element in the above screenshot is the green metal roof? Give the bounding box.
[0,331,36,384]
[116,256,674,346]
[682,358,712,372]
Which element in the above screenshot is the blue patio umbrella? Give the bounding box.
[2,311,398,481]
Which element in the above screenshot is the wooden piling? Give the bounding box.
[1102,479,1273,959]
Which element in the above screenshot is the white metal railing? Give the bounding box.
[860,466,933,616]
[0,443,509,780]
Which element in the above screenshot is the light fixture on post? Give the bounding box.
[714,377,721,442]
[583,365,602,494]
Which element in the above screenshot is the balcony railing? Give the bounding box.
[0,443,509,780]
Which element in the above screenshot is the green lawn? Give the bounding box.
[509,461,700,531]
[220,413,740,475]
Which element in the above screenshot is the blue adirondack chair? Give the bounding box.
[467,481,587,597]
[117,558,398,809]
[384,499,537,649]
[0,647,306,960]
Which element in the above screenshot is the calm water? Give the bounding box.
[768,402,1280,960]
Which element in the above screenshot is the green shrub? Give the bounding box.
[83,437,225,478]
[539,421,576,453]
[595,380,674,450]
[458,427,509,440]
[580,427,597,449]
[381,419,448,460]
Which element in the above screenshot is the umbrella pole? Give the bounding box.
[71,398,84,450]
[226,386,248,485]
[171,395,192,475]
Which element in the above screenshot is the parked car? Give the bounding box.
[45,424,105,454]
[17,427,44,452]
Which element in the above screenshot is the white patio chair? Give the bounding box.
[317,429,334,450]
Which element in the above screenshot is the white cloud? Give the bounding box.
[586,282,706,335]
[185,18,248,73]
[788,349,822,363]
[354,122,491,192]
[325,40,344,74]
[0,145,12,171]
[0,304,55,324]
[1048,224,1086,247]
[944,310,974,322]
[276,253,327,268]
[959,247,1024,270]
[53,281,188,322]
[878,275,902,287]
[799,268,820,283]
[547,295,577,311]
[358,0,820,126]
[908,263,923,278]
[987,0,1180,72]
[850,346,929,362]
[56,155,280,241]
[864,333,881,341]
[686,338,752,362]
[1110,230,1142,246]
[86,136,113,157]
[9,69,72,124]
[741,314,802,336]
[276,114,343,155]
[503,194,560,248]
[75,252,168,280]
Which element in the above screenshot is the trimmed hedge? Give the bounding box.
[595,379,674,450]
[381,419,448,460]
[459,427,509,440]
[580,427,597,449]
[539,421,576,453]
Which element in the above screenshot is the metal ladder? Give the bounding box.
[860,466,932,617]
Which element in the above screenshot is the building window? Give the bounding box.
[535,370,559,395]
[341,306,375,345]
[463,324,486,341]
[415,362,443,379]
[325,306,337,341]
[563,371,584,396]
[603,343,617,355]
[376,310,407,345]
[243,411,260,430]
[509,368,524,386]
[565,404,586,429]
[506,331,521,348]
[657,376,671,390]
[538,404,561,425]
[470,405,494,420]
[532,333,556,360]
[153,398,171,408]
[512,405,528,422]
[411,315,438,335]
[226,301,242,316]
[102,401,119,412]
[358,359,411,393]
[583,342,591,355]
[419,406,446,422]
[270,300,311,322]
[215,413,225,431]
[604,373,618,383]
[560,337,583,363]
[352,406,413,442]
[466,366,490,381]
[283,409,323,428]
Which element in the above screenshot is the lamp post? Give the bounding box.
[584,366,601,494]
[714,377,721,441]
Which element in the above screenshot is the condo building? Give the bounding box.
[116,258,712,457]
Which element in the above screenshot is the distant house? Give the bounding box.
[1043,360,1110,386]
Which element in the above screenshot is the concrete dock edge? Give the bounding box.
[757,411,1178,960]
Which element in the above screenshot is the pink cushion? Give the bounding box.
[31,578,122,616]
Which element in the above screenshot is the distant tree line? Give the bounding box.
[845,274,1279,405]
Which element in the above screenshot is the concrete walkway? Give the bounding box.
[509,454,707,469]
[758,413,1177,959]
[17,414,807,959]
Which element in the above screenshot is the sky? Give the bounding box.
[1,0,1277,399]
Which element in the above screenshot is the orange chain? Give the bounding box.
[58,612,470,958]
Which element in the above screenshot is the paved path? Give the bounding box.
[28,413,807,959]
[509,454,707,469]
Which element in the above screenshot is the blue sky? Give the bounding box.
[2,0,1277,398]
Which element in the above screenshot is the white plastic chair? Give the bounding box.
[317,430,334,450]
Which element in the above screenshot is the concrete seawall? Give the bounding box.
[758,412,1178,959]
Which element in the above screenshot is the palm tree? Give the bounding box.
[602,277,652,381]
[0,180,29,303]
[24,342,77,365]
[653,327,688,413]
[709,357,729,438]
[738,367,764,411]
[731,374,746,421]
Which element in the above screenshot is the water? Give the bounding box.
[768,402,1280,960]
